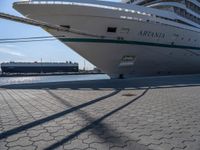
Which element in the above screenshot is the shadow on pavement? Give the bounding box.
[0,90,120,140]
[45,88,149,150]
[47,90,128,147]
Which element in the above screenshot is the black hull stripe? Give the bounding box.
[59,38,200,50]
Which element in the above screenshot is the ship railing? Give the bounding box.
[15,0,152,17]
[17,0,64,4]
[17,0,90,5]
[19,0,116,6]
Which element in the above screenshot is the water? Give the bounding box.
[0,74,109,86]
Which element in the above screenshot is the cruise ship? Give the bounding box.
[12,0,200,78]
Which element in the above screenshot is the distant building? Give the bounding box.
[1,62,78,74]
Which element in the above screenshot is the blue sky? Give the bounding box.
[0,0,119,70]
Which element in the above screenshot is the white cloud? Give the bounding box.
[3,44,18,48]
[0,45,24,57]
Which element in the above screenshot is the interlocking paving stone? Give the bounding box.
[33,140,57,150]
[0,140,8,150]
[6,132,27,142]
[1,75,200,149]
[148,143,174,150]
[8,145,37,150]
[30,132,54,142]
[64,138,89,149]
[27,128,48,138]
[6,136,33,147]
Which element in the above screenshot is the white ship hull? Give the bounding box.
[13,0,200,78]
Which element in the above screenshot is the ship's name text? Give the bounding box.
[139,30,165,38]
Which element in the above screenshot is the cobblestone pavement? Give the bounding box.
[1,75,200,150]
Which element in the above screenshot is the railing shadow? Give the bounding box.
[45,88,149,150]
[47,90,128,147]
[0,90,120,140]
[46,90,75,107]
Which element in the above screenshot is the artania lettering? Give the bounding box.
[139,30,165,38]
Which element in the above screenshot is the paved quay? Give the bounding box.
[1,75,200,150]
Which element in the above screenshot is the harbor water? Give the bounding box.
[0,74,109,86]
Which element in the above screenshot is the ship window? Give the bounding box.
[107,27,117,33]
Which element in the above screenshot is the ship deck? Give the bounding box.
[0,75,200,150]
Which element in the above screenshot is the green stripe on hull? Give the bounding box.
[59,38,200,50]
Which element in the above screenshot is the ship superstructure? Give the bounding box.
[124,0,200,28]
[12,0,200,78]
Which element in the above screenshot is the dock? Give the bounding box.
[1,75,200,150]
